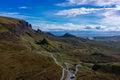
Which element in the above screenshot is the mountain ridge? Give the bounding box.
[0,16,120,80]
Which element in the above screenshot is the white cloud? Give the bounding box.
[55,7,101,17]
[4,12,19,15]
[55,4,120,26]
[55,6,120,17]
[19,6,28,9]
[35,23,83,31]
[101,13,120,25]
[34,22,120,31]
[100,5,120,25]
[57,0,120,7]
[0,12,35,19]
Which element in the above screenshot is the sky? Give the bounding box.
[0,0,120,37]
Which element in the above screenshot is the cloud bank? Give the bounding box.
[57,0,120,7]
[34,23,120,31]
[55,1,120,26]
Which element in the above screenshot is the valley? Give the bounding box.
[0,16,120,80]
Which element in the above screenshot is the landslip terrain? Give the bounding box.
[0,16,120,80]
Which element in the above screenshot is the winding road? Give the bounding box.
[37,51,80,80]
[49,52,65,80]
[65,62,81,80]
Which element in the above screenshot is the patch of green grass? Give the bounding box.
[37,38,74,52]
[20,34,41,50]
[54,52,72,66]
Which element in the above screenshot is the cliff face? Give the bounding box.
[0,16,86,51]
[0,16,33,35]
[0,16,34,42]
[0,16,62,80]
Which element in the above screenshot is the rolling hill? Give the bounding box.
[0,16,120,80]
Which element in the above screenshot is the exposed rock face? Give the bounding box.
[0,16,35,42]
[0,16,33,36]
[92,64,100,71]
[35,29,44,35]
[37,38,49,45]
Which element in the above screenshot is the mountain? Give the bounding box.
[0,16,76,52]
[61,33,77,38]
[94,36,120,42]
[0,16,61,80]
[0,16,120,80]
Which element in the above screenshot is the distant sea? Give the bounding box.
[46,31,120,39]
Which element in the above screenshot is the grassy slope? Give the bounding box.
[0,16,19,24]
[0,38,62,80]
[0,51,61,80]
[0,16,120,80]
[0,16,62,80]
[76,63,120,80]
[0,35,62,80]
[0,24,8,32]
[74,40,120,80]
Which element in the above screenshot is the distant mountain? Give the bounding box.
[1,16,120,80]
[94,36,120,42]
[61,33,77,38]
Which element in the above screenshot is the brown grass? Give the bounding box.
[0,51,61,80]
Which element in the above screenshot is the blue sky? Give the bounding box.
[0,0,120,36]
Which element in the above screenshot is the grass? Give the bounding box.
[37,38,74,52]
[0,38,62,80]
[0,50,61,80]
[1,16,120,80]
[0,25,8,33]
[54,52,73,66]
[0,41,27,53]
[94,63,120,74]
[76,63,120,80]
[20,34,40,50]
[0,16,22,25]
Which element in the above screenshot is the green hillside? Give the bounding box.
[0,16,120,80]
